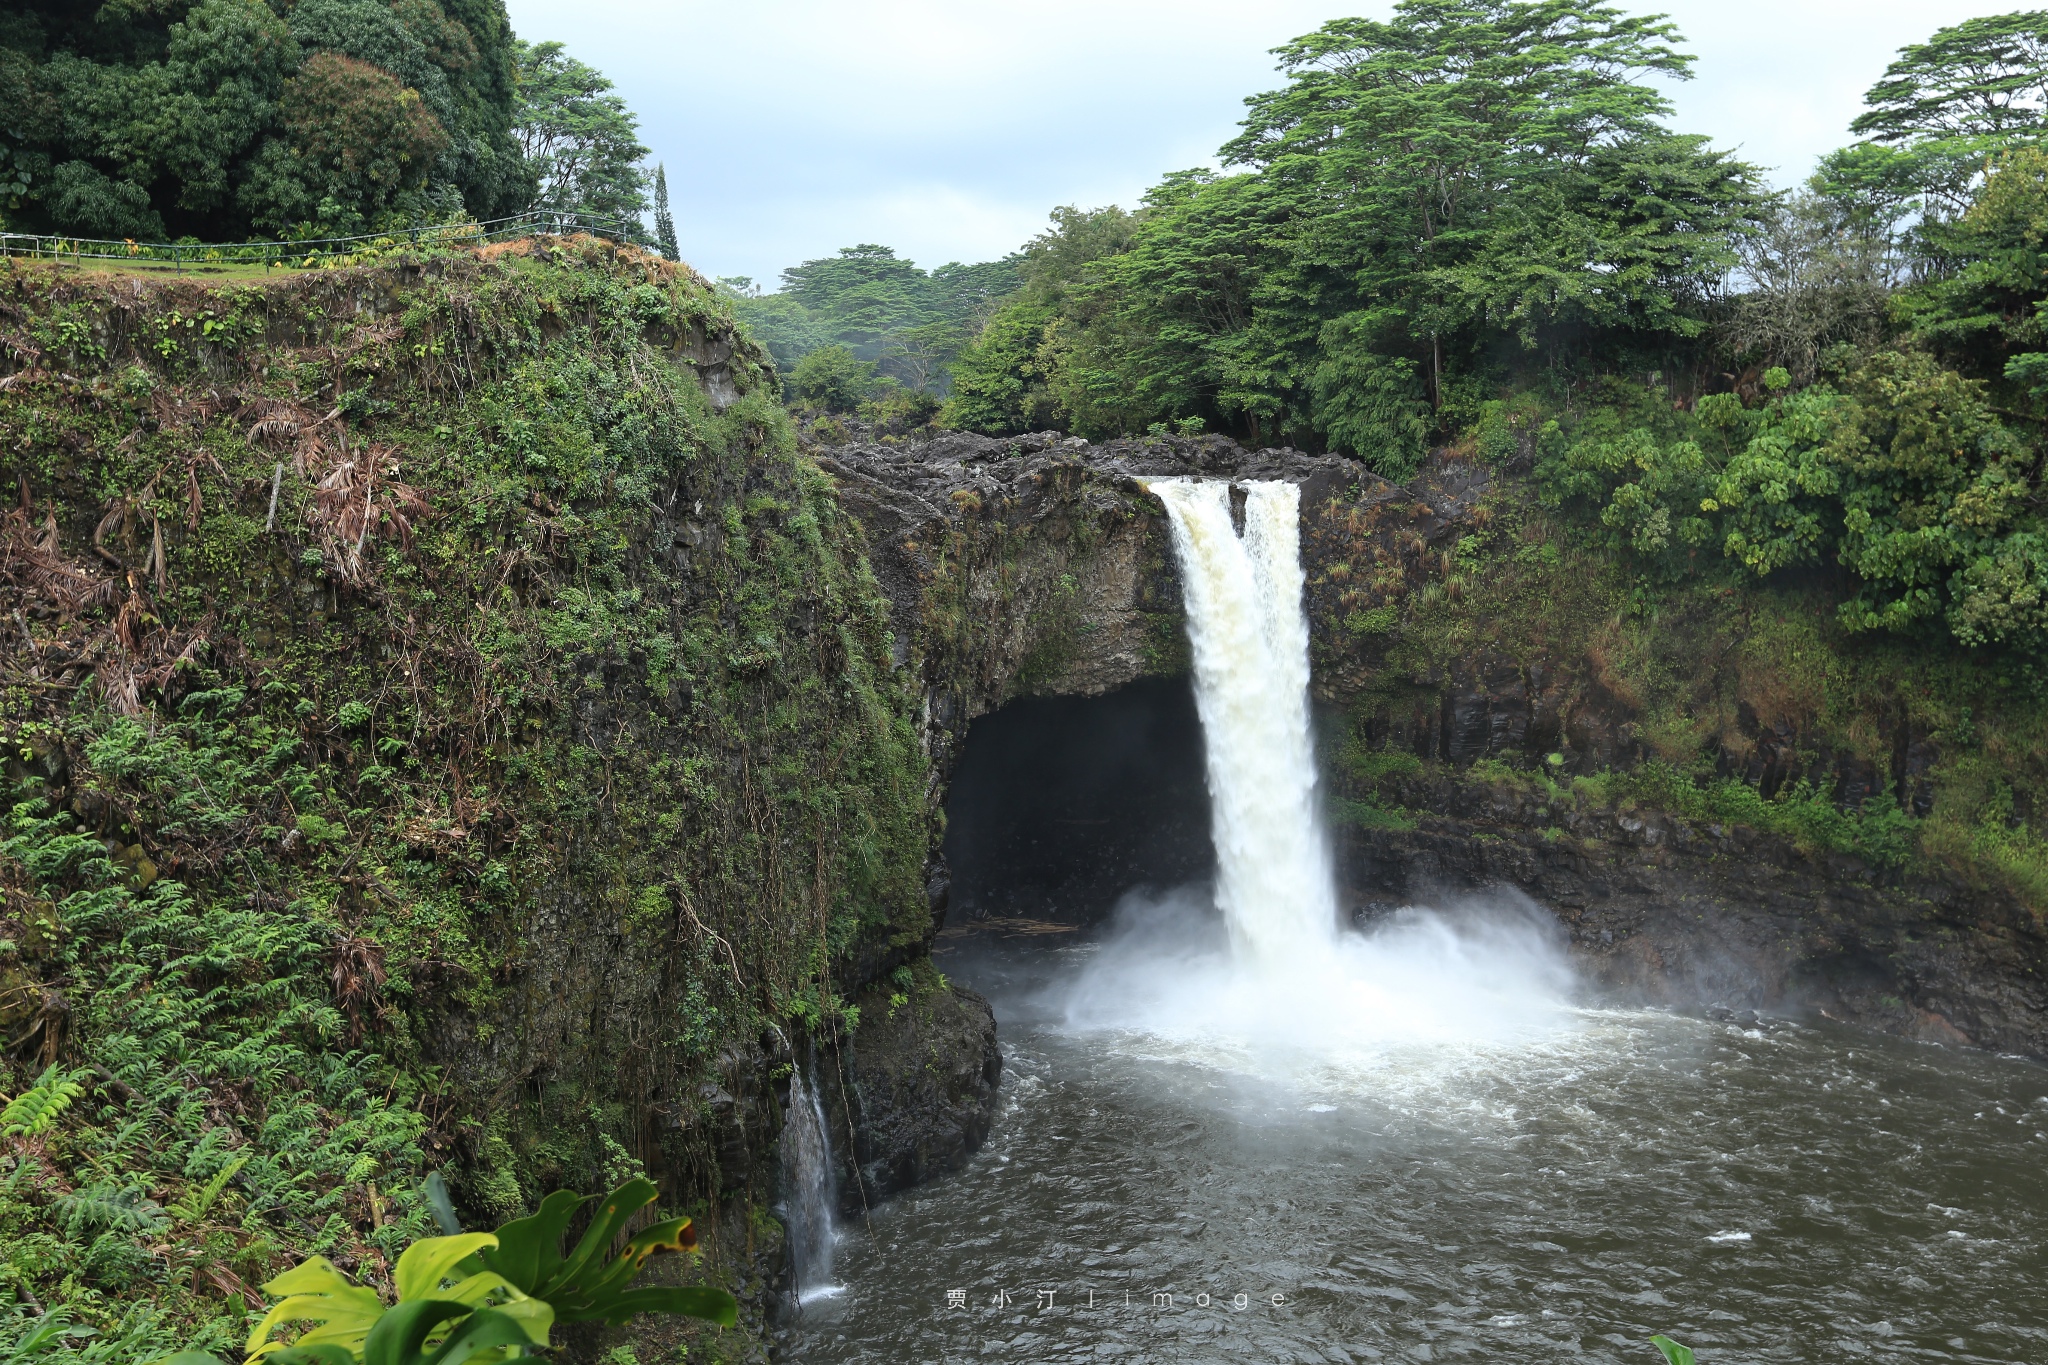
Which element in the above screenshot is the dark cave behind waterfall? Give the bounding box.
[942,676,1214,924]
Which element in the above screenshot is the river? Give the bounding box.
[785,917,2048,1363]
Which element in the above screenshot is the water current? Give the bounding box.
[788,921,2048,1363]
[783,476,2048,1361]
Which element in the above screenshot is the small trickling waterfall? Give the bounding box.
[1148,478,1338,961]
[779,1065,840,1304]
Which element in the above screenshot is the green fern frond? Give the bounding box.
[0,1064,89,1138]
[168,1154,249,1223]
[53,1182,172,1236]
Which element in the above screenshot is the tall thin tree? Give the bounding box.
[653,163,678,260]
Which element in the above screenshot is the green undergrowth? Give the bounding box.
[1325,475,2047,903]
[1595,763,1916,868]
[1338,736,1919,867]
[1328,749,1420,832]
[0,243,932,1344]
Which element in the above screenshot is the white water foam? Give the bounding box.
[1057,478,1578,1085]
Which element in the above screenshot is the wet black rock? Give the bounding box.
[816,983,1003,1214]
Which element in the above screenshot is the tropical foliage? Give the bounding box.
[727,245,1019,404]
[0,243,920,1353]
[163,1178,735,1365]
[943,0,1765,467]
[0,0,649,241]
[509,41,648,226]
[883,4,2048,668]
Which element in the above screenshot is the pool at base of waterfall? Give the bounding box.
[779,923,2048,1365]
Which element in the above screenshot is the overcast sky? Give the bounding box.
[504,0,2004,288]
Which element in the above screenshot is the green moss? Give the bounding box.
[0,244,935,1337]
[1331,797,1417,832]
[1618,762,1918,868]
[1345,604,1398,635]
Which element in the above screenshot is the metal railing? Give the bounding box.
[0,210,650,271]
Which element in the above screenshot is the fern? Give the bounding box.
[52,1182,171,1238]
[0,1066,88,1138]
[167,1155,248,1224]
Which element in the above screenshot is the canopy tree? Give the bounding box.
[947,0,1764,471]
[1817,10,2048,265]
[731,245,1020,397]
[0,0,532,240]
[512,39,647,224]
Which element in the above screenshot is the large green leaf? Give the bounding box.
[598,1287,738,1330]
[546,1177,660,1300]
[476,1178,737,1328]
[423,1171,463,1236]
[421,1309,535,1365]
[395,1235,501,1302]
[360,1300,522,1365]
[269,1348,359,1365]
[1650,1335,1696,1365]
[362,1301,468,1365]
[477,1189,585,1295]
[247,1257,386,1361]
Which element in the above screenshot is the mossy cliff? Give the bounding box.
[0,242,951,1357]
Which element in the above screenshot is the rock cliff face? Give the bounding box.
[1338,779,2043,1052]
[817,429,1356,768]
[816,428,2048,1060]
[814,975,1003,1215]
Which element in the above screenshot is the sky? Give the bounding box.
[503,0,2007,289]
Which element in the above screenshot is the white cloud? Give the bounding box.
[506,0,2011,283]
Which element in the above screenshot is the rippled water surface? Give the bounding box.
[784,924,2048,1363]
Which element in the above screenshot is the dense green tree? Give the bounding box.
[1832,350,2040,642]
[945,1,1762,468]
[243,52,450,235]
[943,299,1062,432]
[733,245,1019,397]
[943,205,1141,433]
[512,39,647,224]
[790,343,882,412]
[1902,144,2048,389]
[1817,10,2048,268]
[781,244,933,355]
[1853,11,2048,144]
[725,289,830,374]
[1705,379,1848,578]
[0,0,530,240]
[1212,0,1759,459]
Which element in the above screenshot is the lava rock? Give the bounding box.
[818,982,1002,1214]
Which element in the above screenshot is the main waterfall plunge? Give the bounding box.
[1149,479,1336,961]
[1056,478,1575,1074]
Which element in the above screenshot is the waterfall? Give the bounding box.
[1148,478,1338,962]
[779,1065,840,1304]
[1059,475,1575,1085]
